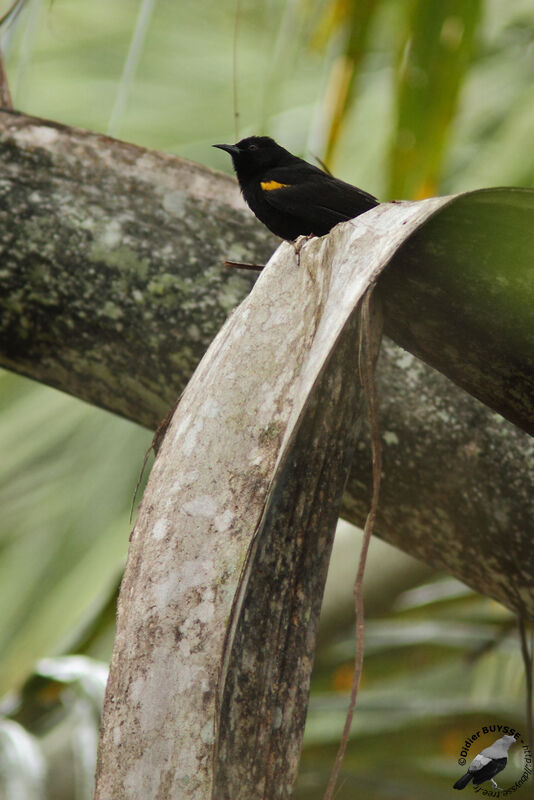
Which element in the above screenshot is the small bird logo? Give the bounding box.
[453,734,516,791]
[213,136,378,242]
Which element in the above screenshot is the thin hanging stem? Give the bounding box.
[518,614,533,761]
[0,0,26,27]
[11,0,40,102]
[323,290,382,800]
[232,0,240,140]
[108,0,157,137]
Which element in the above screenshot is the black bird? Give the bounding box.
[453,734,516,790]
[213,136,378,241]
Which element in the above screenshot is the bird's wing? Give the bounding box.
[260,165,378,229]
[469,754,491,772]
[471,757,508,786]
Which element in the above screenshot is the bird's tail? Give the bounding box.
[453,772,473,790]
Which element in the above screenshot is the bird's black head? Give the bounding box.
[213,136,295,182]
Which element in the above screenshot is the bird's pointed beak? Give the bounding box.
[213,143,240,156]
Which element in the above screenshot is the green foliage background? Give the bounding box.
[0,1,532,797]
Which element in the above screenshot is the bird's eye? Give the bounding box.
[248,144,259,151]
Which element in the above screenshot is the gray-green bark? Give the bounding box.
[349,339,534,617]
[0,109,533,618]
[0,109,273,426]
[379,188,534,435]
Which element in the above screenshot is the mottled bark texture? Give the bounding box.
[0,110,533,618]
[0,110,274,426]
[349,339,534,618]
[379,188,534,435]
[94,200,442,799]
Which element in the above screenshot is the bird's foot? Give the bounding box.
[490,779,503,791]
[291,234,315,267]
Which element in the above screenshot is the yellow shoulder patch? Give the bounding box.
[260,180,290,191]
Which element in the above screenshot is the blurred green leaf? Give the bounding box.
[308,0,381,165]
[0,372,150,695]
[300,573,527,798]
[389,0,482,199]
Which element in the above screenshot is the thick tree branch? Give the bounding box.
[348,339,534,618]
[0,110,532,619]
[379,189,534,435]
[0,109,275,426]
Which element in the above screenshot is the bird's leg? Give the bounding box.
[490,779,503,790]
[291,234,315,267]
